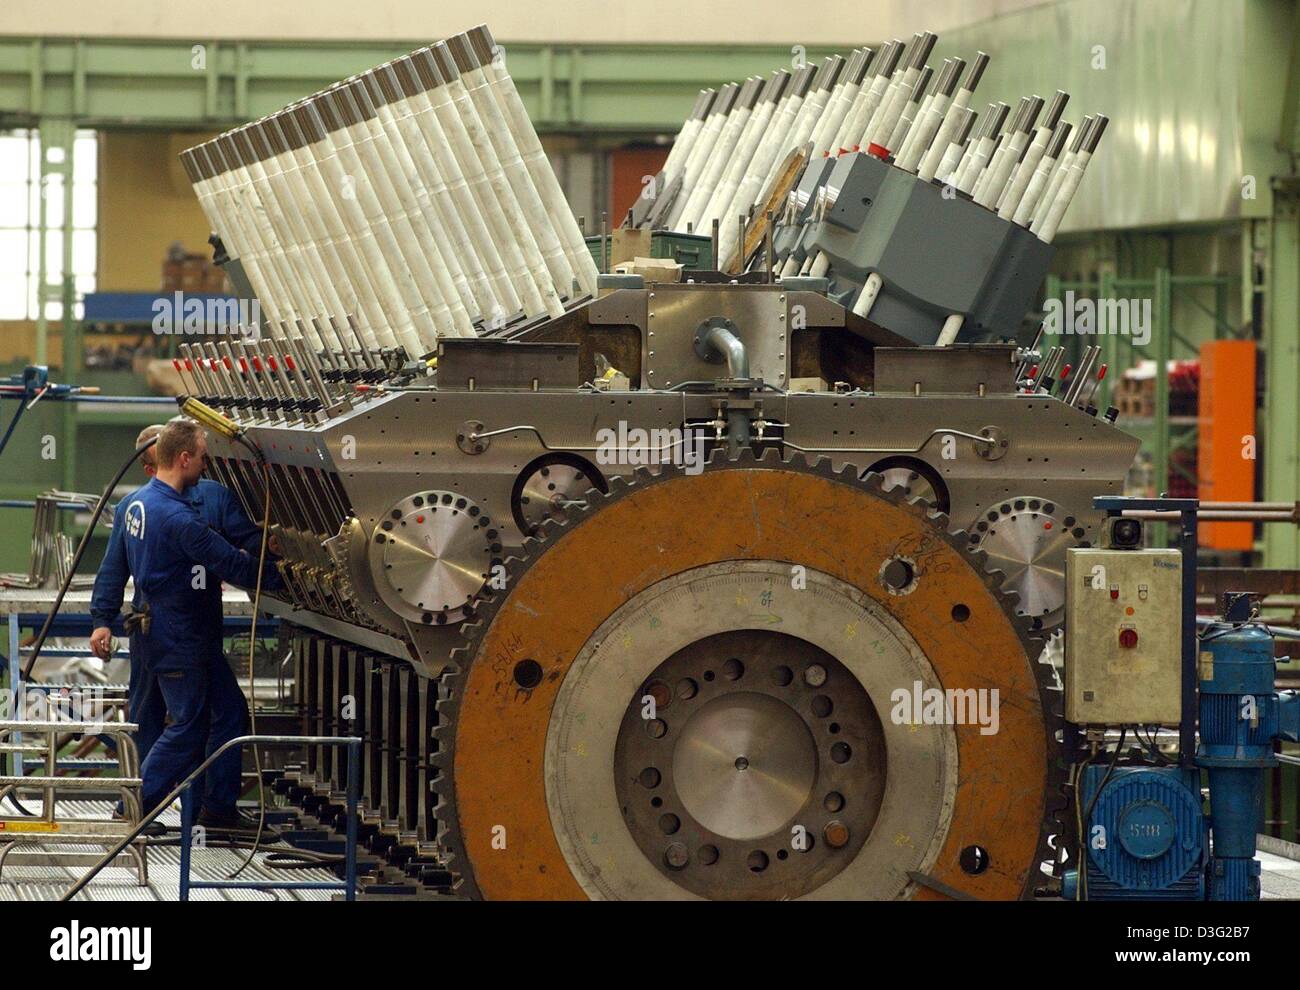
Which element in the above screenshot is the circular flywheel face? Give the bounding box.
[437,451,1059,901]
[614,629,885,899]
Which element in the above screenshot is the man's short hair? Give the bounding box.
[136,424,165,468]
[155,419,206,469]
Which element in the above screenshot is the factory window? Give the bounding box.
[0,128,98,321]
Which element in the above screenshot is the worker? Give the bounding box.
[90,423,266,800]
[109,418,280,833]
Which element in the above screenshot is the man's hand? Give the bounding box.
[90,626,114,660]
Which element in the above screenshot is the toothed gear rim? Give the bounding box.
[435,449,1065,900]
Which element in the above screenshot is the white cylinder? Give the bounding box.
[1035,148,1092,242]
[851,271,884,318]
[936,313,963,346]
[917,88,972,182]
[998,126,1050,219]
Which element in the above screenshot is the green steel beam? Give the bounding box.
[1153,267,1172,546]
[1264,178,1300,568]
[0,37,840,134]
[1281,0,1300,155]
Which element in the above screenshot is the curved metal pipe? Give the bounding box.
[701,323,751,454]
[702,323,750,380]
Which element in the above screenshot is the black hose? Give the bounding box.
[21,437,157,682]
[0,399,28,461]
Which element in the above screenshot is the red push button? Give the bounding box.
[1119,628,1138,649]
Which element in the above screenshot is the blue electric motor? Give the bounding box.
[1068,766,1207,900]
[1197,596,1300,900]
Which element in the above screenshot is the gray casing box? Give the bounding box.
[800,153,1054,345]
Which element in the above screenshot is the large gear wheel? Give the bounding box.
[433,450,1063,900]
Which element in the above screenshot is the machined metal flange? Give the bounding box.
[433,449,1062,900]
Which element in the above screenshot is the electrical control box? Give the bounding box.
[1065,548,1182,725]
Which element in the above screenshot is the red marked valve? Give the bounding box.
[1119,628,1138,649]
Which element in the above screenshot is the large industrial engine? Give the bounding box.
[164,22,1247,901]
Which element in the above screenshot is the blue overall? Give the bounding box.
[107,477,274,815]
[91,479,263,771]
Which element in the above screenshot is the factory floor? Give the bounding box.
[1258,836,1300,899]
[4,803,1299,901]
[0,799,338,901]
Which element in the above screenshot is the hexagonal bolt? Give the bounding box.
[664,842,690,870]
[823,820,850,849]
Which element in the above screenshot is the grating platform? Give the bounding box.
[0,800,339,902]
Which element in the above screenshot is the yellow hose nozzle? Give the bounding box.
[177,395,242,440]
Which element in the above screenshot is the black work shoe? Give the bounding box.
[196,807,281,841]
[111,812,168,837]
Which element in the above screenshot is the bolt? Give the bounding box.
[804,664,827,687]
[823,820,850,849]
[664,842,689,869]
[646,718,667,739]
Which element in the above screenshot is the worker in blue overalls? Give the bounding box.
[90,423,264,809]
[109,418,280,832]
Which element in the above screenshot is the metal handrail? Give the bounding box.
[59,733,361,902]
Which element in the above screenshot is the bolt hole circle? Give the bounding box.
[960,844,991,875]
[512,659,543,689]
